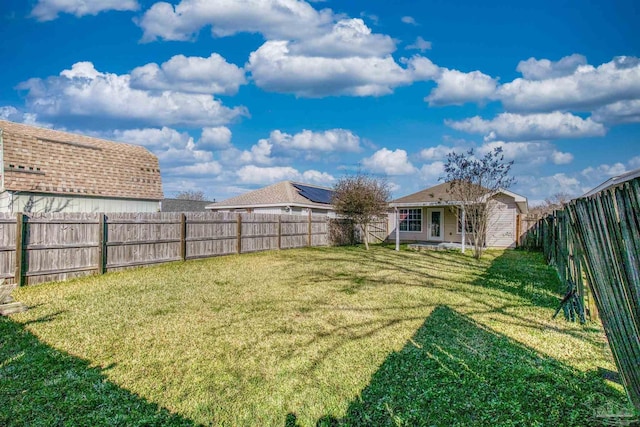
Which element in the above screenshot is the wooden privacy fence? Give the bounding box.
[522,177,640,410]
[521,211,597,322]
[0,212,329,286]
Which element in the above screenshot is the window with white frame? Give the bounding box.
[399,208,422,232]
[457,206,481,233]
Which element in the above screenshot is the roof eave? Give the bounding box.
[206,202,333,210]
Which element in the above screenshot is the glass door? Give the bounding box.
[428,208,444,241]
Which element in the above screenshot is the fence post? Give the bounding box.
[97,213,107,274]
[14,212,25,286]
[180,213,187,261]
[308,210,312,247]
[278,215,282,250]
[237,214,242,254]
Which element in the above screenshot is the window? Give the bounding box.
[457,207,481,233]
[399,208,422,232]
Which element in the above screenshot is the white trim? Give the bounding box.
[398,207,423,233]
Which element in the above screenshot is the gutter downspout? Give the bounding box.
[395,207,400,251]
[461,205,466,254]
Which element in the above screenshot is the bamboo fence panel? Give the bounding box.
[566,179,640,409]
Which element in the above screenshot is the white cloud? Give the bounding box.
[539,173,582,196]
[247,41,431,97]
[401,16,417,25]
[18,61,247,128]
[138,0,334,42]
[629,156,640,169]
[551,150,574,165]
[31,0,139,21]
[498,56,640,112]
[130,53,246,95]
[289,18,396,58]
[516,54,587,80]
[426,68,498,106]
[419,144,461,161]
[419,161,445,182]
[236,165,333,184]
[199,126,232,148]
[582,162,627,178]
[169,161,223,175]
[301,170,335,183]
[110,126,213,165]
[592,99,640,124]
[406,36,431,52]
[362,148,417,175]
[268,129,361,152]
[239,140,274,165]
[0,106,47,127]
[446,112,606,141]
[478,141,574,165]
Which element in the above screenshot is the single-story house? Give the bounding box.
[0,120,163,213]
[388,182,528,249]
[206,181,336,216]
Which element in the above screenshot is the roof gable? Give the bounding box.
[208,181,334,209]
[391,181,528,213]
[1,120,163,200]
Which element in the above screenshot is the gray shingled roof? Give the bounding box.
[207,181,334,210]
[390,182,458,205]
[1,120,163,200]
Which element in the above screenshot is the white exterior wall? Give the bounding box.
[486,195,518,248]
[0,191,160,213]
[219,206,335,217]
[388,194,520,248]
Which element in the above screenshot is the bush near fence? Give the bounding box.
[328,218,388,247]
[521,177,640,412]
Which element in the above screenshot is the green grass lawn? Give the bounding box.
[1,246,631,426]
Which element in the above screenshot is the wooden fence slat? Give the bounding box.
[14,213,25,287]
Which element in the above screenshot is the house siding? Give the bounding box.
[486,194,518,248]
[0,191,159,213]
[388,194,520,248]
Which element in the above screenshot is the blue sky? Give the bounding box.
[1,0,639,204]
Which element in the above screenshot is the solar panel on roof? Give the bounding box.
[293,183,334,204]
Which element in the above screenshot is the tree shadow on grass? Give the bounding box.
[0,316,197,427]
[312,306,626,427]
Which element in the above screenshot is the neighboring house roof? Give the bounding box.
[206,181,334,210]
[0,120,163,200]
[161,198,213,212]
[582,167,640,198]
[390,181,528,213]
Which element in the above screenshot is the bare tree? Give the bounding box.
[332,174,390,250]
[443,147,514,258]
[529,192,572,217]
[175,190,206,201]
